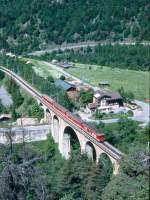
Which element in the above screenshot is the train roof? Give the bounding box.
[42,95,104,136]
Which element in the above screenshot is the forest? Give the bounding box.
[0,0,149,53]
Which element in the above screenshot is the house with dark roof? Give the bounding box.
[87,90,123,113]
[55,79,77,99]
[55,79,76,91]
[57,62,73,69]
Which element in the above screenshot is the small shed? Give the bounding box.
[57,62,73,69]
[99,81,110,88]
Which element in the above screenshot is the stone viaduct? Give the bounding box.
[0,66,124,175]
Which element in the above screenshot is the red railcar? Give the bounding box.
[53,102,65,115]
[95,134,105,142]
[65,112,84,129]
[42,95,54,108]
[42,95,105,142]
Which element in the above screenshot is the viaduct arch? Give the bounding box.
[85,141,97,160]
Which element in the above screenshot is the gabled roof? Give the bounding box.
[108,91,122,100]
[55,79,76,91]
[57,62,73,68]
[94,90,122,100]
[99,81,109,85]
[94,91,111,99]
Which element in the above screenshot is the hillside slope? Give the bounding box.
[0,0,149,53]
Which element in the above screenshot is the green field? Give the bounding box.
[22,58,62,79]
[66,63,149,100]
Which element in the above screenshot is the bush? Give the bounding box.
[93,109,104,119]
[60,75,66,80]
[127,110,133,116]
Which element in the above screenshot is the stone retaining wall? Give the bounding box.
[0,125,51,144]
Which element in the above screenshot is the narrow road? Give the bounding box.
[132,100,149,124]
[29,41,150,56]
[29,42,99,56]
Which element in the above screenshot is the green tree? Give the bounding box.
[57,90,73,111]
[60,75,66,80]
[78,89,93,107]
[102,148,149,200]
[47,75,54,83]
[60,194,76,200]
[117,117,138,142]
[28,102,44,119]
[0,71,5,80]
[93,109,104,119]
[5,78,24,108]
[11,106,18,121]
[0,100,7,114]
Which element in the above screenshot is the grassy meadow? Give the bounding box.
[66,63,149,100]
[22,58,149,100]
[22,58,62,79]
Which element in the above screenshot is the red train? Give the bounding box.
[42,95,105,142]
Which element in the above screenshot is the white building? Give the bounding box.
[87,90,123,113]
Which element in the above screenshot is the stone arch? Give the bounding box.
[62,126,81,159]
[45,108,52,124]
[53,115,59,143]
[85,141,97,161]
[98,153,113,176]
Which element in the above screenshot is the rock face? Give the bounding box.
[16,118,39,126]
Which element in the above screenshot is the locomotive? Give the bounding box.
[42,95,105,142]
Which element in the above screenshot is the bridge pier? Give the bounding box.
[62,134,71,159]
[85,145,95,160]
[109,158,120,175]
[53,120,59,143]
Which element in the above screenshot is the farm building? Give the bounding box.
[55,79,76,91]
[99,81,110,88]
[57,62,73,68]
[55,79,77,99]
